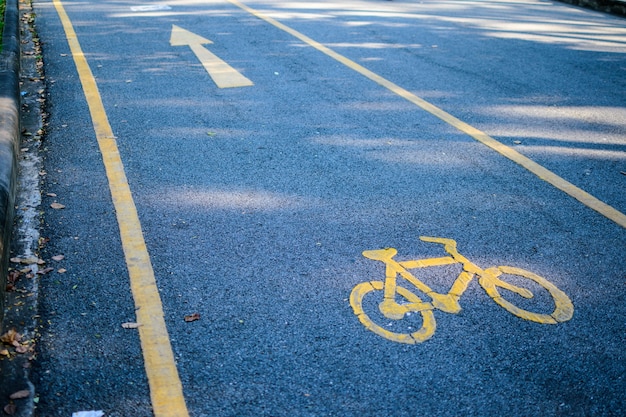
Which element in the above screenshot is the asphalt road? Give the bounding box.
[29,0,625,416]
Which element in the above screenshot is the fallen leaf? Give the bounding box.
[50,202,65,209]
[46,193,57,197]
[57,268,67,274]
[15,345,29,354]
[8,270,20,283]
[184,313,200,322]
[9,390,30,400]
[3,403,16,415]
[51,255,65,261]
[36,267,54,275]
[16,257,38,265]
[121,322,141,329]
[9,257,22,264]
[0,330,21,345]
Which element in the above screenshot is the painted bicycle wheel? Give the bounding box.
[350,281,436,344]
[479,266,573,324]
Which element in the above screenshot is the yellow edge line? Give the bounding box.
[52,1,189,416]
[228,0,626,229]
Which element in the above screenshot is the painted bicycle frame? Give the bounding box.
[350,236,574,344]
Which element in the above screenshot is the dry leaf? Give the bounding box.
[50,202,65,209]
[57,268,67,274]
[9,390,30,400]
[9,257,22,264]
[52,255,65,261]
[15,345,29,354]
[184,313,200,322]
[3,403,16,415]
[0,349,9,357]
[121,322,141,329]
[46,193,57,197]
[0,329,21,345]
[36,267,54,275]
[8,270,20,282]
[16,257,38,265]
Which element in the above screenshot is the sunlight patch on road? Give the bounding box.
[156,188,315,211]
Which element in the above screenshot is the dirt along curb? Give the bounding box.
[1,0,46,415]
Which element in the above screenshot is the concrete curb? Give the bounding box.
[0,0,21,331]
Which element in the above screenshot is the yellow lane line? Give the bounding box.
[227,0,626,229]
[52,1,189,416]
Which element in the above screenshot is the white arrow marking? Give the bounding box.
[170,25,253,88]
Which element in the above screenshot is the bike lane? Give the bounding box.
[32,0,625,416]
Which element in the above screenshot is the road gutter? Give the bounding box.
[0,0,45,415]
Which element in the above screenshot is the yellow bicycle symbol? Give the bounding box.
[350,236,574,344]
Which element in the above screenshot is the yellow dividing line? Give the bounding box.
[52,1,189,416]
[227,0,626,229]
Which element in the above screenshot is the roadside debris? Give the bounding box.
[184,313,200,322]
[3,403,16,415]
[0,329,34,357]
[8,390,30,400]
